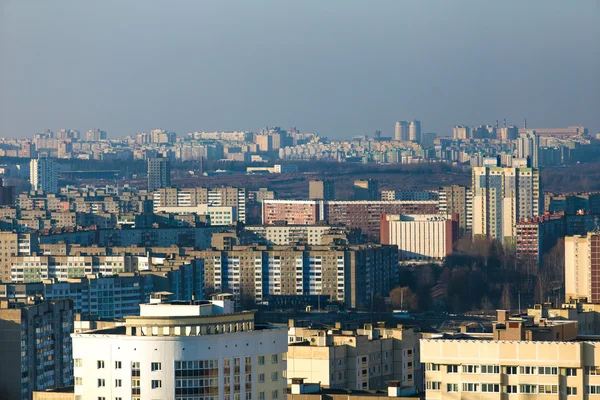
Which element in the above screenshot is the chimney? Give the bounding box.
[497,310,508,324]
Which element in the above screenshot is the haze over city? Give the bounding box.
[1,0,599,139]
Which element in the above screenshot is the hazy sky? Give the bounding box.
[1,1,599,140]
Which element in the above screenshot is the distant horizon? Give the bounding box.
[2,1,598,140]
[8,120,592,141]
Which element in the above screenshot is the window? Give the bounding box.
[97,398,105,400]
[587,366,600,375]
[426,363,440,371]
[115,361,121,369]
[566,368,577,376]
[272,354,278,364]
[151,380,162,389]
[506,366,517,374]
[481,365,500,374]
[75,377,82,385]
[272,390,279,399]
[447,383,458,392]
[538,366,558,375]
[507,385,517,394]
[520,366,536,375]
[447,364,458,373]
[272,372,278,381]
[538,385,558,394]
[462,365,478,374]
[589,385,600,394]
[481,384,499,393]
[258,356,265,365]
[567,387,577,396]
[258,392,265,400]
[461,383,479,392]
[74,359,82,367]
[98,379,105,387]
[259,373,265,383]
[426,381,441,390]
[151,362,161,371]
[115,379,122,387]
[520,384,537,394]
[97,360,105,369]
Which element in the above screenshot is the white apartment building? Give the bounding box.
[30,157,58,193]
[72,294,287,400]
[472,166,541,242]
[380,214,456,261]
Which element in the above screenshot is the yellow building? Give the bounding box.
[421,311,600,399]
[286,321,419,393]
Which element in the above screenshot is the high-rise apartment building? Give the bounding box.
[452,125,470,140]
[409,120,421,143]
[262,200,324,226]
[472,166,541,242]
[353,179,379,201]
[197,243,398,308]
[0,298,74,400]
[438,185,473,237]
[565,232,600,303]
[71,294,287,400]
[147,156,171,192]
[515,213,565,267]
[153,187,247,223]
[309,180,335,200]
[30,157,58,193]
[380,214,458,261]
[517,130,540,168]
[394,121,409,141]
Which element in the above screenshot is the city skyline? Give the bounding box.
[1,1,599,140]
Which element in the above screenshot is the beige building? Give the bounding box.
[287,321,419,393]
[0,231,39,282]
[565,232,600,303]
[309,180,335,200]
[420,311,600,399]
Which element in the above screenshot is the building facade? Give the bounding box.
[0,299,74,400]
[309,180,335,201]
[154,187,247,223]
[380,214,457,261]
[287,321,419,392]
[438,185,472,237]
[71,296,287,400]
[30,157,58,193]
[565,232,600,303]
[515,213,565,267]
[472,166,541,242]
[196,243,398,309]
[147,157,171,192]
